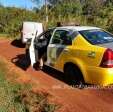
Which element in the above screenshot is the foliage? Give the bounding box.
[0,64,29,111]
[14,90,58,112]
[0,59,58,112]
[1,0,113,38]
[0,6,40,38]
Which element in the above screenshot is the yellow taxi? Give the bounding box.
[32,26,113,86]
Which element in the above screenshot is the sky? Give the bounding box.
[0,0,44,10]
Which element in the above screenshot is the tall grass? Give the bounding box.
[0,59,59,112]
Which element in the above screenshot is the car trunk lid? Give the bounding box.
[98,42,113,50]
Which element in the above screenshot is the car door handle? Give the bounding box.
[64,49,69,52]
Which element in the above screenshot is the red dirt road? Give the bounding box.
[0,39,113,112]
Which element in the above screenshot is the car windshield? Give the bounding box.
[79,29,113,44]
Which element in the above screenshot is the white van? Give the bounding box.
[21,22,43,44]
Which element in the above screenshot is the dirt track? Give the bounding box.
[0,39,113,112]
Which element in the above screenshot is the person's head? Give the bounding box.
[57,22,62,27]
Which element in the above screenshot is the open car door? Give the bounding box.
[29,23,43,67]
[30,28,54,67]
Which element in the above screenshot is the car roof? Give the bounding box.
[56,26,101,31]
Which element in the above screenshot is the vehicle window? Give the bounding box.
[79,30,113,44]
[34,29,54,44]
[51,30,74,45]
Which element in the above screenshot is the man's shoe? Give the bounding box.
[39,66,43,70]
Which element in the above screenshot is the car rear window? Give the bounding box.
[79,29,113,44]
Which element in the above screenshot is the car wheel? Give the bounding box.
[64,64,85,88]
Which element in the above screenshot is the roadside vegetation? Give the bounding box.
[0,0,113,38]
[0,58,59,112]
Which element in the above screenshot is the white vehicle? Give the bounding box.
[21,22,43,44]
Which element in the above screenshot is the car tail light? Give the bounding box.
[100,49,113,68]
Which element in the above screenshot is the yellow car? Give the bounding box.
[32,26,113,86]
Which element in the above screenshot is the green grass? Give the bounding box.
[0,33,9,38]
[0,60,59,112]
[0,70,29,112]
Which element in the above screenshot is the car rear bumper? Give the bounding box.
[86,66,113,86]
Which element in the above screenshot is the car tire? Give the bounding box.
[64,64,85,88]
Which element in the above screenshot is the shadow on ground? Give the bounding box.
[11,54,68,83]
[11,39,25,48]
[11,53,85,88]
[42,65,84,87]
[43,66,66,82]
[11,53,31,71]
[11,53,78,86]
